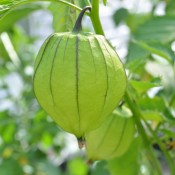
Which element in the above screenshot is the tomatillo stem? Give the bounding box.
[73,6,91,33]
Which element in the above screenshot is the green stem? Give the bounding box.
[142,117,175,175]
[169,93,175,107]
[169,62,175,106]
[90,0,104,35]
[125,91,163,175]
[0,0,83,21]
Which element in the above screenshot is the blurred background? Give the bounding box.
[0,0,175,174]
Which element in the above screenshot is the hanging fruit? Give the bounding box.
[85,107,135,161]
[33,6,127,140]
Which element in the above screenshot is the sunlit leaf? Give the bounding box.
[2,124,16,143]
[67,158,88,175]
[41,131,53,148]
[49,0,77,32]
[142,111,164,122]
[129,80,160,94]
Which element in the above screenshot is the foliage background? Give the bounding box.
[0,0,175,175]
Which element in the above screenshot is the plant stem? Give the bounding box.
[142,117,175,175]
[73,6,91,33]
[169,62,175,106]
[90,0,105,36]
[125,91,163,175]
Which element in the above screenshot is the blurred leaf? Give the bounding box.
[67,157,88,175]
[139,97,175,123]
[126,42,149,73]
[113,8,128,26]
[91,161,110,175]
[107,137,141,175]
[49,0,77,32]
[41,131,53,148]
[133,40,175,63]
[2,123,16,143]
[2,147,13,158]
[129,80,160,94]
[134,15,175,43]
[36,160,63,175]
[163,107,175,123]
[103,0,107,6]
[126,13,151,32]
[166,0,175,15]
[29,110,59,144]
[142,111,164,122]
[34,110,47,123]
[75,0,85,8]
[0,4,43,33]
[0,158,23,175]
[160,128,175,139]
[138,96,166,112]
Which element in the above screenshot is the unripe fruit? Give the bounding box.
[33,7,127,139]
[85,107,135,161]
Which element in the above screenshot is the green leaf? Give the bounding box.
[112,8,128,26]
[142,111,164,122]
[41,131,53,148]
[133,40,175,63]
[0,0,19,5]
[134,15,175,43]
[166,0,175,15]
[0,4,42,33]
[138,97,175,123]
[138,96,166,112]
[129,80,160,94]
[49,1,77,32]
[2,124,16,143]
[126,41,150,66]
[0,158,23,175]
[126,13,151,32]
[67,158,89,175]
[160,128,175,139]
[103,0,107,6]
[36,160,63,175]
[0,0,26,18]
[91,161,110,175]
[162,107,175,123]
